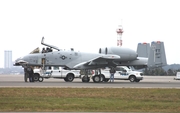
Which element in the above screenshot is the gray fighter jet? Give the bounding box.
[14,37,167,82]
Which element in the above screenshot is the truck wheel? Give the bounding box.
[33,73,39,82]
[39,77,44,82]
[66,74,74,82]
[82,76,90,82]
[129,75,136,82]
[64,78,68,82]
[93,75,100,83]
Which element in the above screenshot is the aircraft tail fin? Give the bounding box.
[147,41,167,68]
[136,42,150,58]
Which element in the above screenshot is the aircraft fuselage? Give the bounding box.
[15,47,145,69]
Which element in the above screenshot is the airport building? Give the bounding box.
[4,50,12,68]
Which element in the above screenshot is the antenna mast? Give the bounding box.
[116,19,123,47]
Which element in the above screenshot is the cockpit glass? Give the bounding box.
[30,47,40,54]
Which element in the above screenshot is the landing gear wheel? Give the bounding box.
[99,74,105,82]
[82,76,90,82]
[39,77,44,82]
[93,75,100,83]
[33,74,39,82]
[129,76,136,82]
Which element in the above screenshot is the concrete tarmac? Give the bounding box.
[0,74,179,88]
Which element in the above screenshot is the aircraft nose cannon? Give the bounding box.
[14,57,22,66]
[14,56,29,66]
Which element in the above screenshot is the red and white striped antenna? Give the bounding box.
[116,19,123,47]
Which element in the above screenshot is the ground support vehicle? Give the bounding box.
[98,66,143,82]
[174,72,180,80]
[86,66,143,83]
[32,66,80,82]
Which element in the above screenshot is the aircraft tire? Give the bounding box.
[99,74,105,82]
[92,75,100,83]
[39,77,44,82]
[82,76,90,82]
[66,74,74,82]
[33,73,39,82]
[129,75,136,82]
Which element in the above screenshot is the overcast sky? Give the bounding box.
[0,0,179,68]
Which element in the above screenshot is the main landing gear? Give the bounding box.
[81,69,105,83]
[81,70,90,82]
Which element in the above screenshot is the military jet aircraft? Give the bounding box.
[14,37,167,82]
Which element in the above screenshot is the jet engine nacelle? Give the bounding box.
[99,46,138,61]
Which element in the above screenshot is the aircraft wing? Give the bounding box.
[73,54,120,69]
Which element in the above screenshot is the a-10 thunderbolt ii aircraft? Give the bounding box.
[14,37,167,82]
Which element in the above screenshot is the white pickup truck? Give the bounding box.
[33,66,80,82]
[92,66,143,82]
[174,72,180,80]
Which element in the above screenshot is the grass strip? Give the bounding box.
[0,88,179,112]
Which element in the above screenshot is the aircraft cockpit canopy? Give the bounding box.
[30,47,40,54]
[30,47,54,54]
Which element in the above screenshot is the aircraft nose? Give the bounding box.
[14,56,28,66]
[14,57,22,66]
[15,57,22,62]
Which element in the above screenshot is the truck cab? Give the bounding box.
[33,66,80,82]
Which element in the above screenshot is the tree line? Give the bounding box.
[143,67,180,76]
